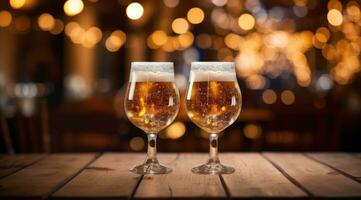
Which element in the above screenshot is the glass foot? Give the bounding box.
[192,161,235,175]
[130,162,172,175]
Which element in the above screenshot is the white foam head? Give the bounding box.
[130,62,175,82]
[190,62,236,82]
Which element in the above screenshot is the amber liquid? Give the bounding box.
[125,81,180,134]
[186,81,241,134]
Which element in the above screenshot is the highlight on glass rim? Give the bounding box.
[0,0,361,198]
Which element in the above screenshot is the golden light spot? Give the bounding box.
[50,19,64,35]
[243,124,262,139]
[151,30,167,46]
[165,121,186,139]
[327,9,343,26]
[172,18,189,34]
[262,89,277,104]
[0,11,12,27]
[38,13,55,31]
[126,2,144,20]
[187,7,204,24]
[224,33,241,50]
[221,106,226,111]
[238,13,255,31]
[281,90,295,105]
[315,27,330,43]
[129,137,145,151]
[64,0,84,16]
[105,30,126,52]
[178,31,194,48]
[9,0,26,9]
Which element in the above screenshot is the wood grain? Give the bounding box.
[52,153,145,200]
[0,154,45,179]
[135,153,227,199]
[307,153,361,179]
[221,153,307,198]
[264,153,361,198]
[0,154,95,199]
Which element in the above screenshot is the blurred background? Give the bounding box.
[0,0,360,154]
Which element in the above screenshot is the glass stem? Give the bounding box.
[209,133,220,163]
[146,133,159,164]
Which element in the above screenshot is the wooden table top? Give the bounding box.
[0,153,360,199]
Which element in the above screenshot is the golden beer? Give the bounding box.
[186,62,241,174]
[186,81,241,134]
[125,81,179,134]
[124,62,179,175]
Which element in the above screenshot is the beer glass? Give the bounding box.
[124,62,180,174]
[186,62,242,174]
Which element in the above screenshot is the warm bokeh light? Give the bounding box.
[165,121,186,139]
[243,124,262,139]
[151,30,167,46]
[327,9,343,26]
[262,89,277,104]
[172,18,189,34]
[126,2,144,20]
[129,137,144,151]
[281,90,295,105]
[238,13,255,31]
[9,0,26,9]
[105,30,126,52]
[178,31,194,49]
[38,13,55,31]
[50,19,64,35]
[64,0,84,16]
[187,7,205,24]
[315,27,330,43]
[211,0,227,7]
[0,11,12,27]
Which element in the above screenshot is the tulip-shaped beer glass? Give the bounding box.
[186,62,242,174]
[124,62,180,174]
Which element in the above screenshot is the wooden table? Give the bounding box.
[0,153,360,199]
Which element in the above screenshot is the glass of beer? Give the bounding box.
[186,62,242,174]
[124,62,180,174]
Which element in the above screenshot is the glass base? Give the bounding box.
[192,161,235,175]
[130,161,172,175]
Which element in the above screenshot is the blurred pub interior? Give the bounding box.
[0,0,361,154]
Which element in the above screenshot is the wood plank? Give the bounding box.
[307,153,361,179]
[0,154,45,179]
[52,153,145,200]
[221,153,307,198]
[264,153,361,198]
[0,154,95,199]
[135,153,227,199]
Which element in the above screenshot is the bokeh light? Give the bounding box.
[327,9,343,26]
[0,11,12,27]
[172,18,189,34]
[187,7,204,24]
[238,13,255,31]
[262,89,277,104]
[281,90,295,105]
[126,2,144,20]
[38,13,55,31]
[64,0,84,16]
[165,121,186,139]
[9,0,26,9]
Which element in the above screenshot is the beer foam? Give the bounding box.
[131,62,174,73]
[189,62,237,82]
[129,71,175,82]
[191,62,235,72]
